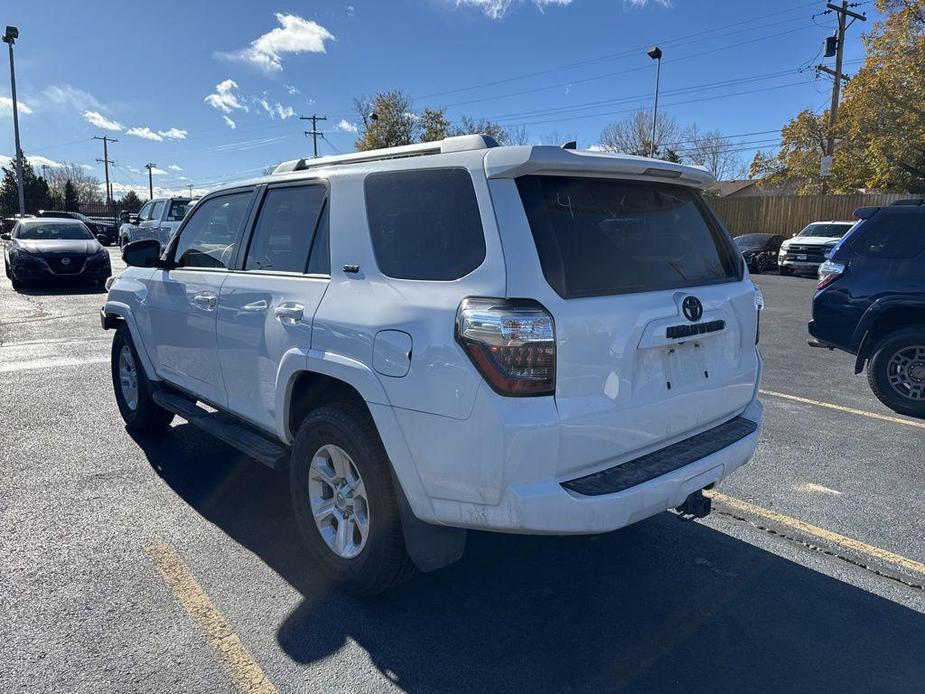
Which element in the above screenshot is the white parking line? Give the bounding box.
[759,389,925,430]
[0,355,109,373]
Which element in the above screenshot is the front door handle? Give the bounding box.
[192,292,218,311]
[241,299,268,312]
[274,302,304,324]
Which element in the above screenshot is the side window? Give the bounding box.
[137,202,154,221]
[244,185,326,273]
[167,200,191,221]
[306,200,330,275]
[853,212,925,259]
[173,192,252,270]
[364,168,486,280]
[151,201,166,222]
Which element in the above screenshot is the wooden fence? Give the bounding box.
[706,193,907,237]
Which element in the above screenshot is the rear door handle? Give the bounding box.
[241,299,268,312]
[274,302,304,324]
[192,292,218,311]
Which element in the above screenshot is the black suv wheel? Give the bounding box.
[867,329,925,418]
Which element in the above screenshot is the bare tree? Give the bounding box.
[540,130,579,146]
[600,109,677,157]
[504,126,531,146]
[678,125,744,180]
[45,163,103,205]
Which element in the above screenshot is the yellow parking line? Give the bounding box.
[759,389,925,430]
[146,544,278,694]
[707,491,925,577]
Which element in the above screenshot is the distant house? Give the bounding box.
[707,180,761,197]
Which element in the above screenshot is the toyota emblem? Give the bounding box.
[682,296,703,322]
[61,257,71,265]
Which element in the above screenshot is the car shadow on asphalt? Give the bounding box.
[14,282,107,296]
[133,423,925,694]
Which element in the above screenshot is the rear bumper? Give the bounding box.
[424,397,761,534]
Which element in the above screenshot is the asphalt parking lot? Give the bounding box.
[2,249,923,693]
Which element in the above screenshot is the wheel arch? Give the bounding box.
[103,301,159,381]
[853,299,925,373]
[281,355,439,526]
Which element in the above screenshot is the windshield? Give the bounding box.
[797,223,853,238]
[16,222,93,240]
[517,176,739,298]
[734,234,771,248]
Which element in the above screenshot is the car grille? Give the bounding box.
[783,245,830,261]
[43,255,87,274]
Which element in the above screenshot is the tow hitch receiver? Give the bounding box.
[676,489,712,519]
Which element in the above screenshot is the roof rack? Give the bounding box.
[272,134,499,174]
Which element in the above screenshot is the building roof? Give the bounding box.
[708,179,758,197]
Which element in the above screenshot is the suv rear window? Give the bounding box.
[364,168,486,280]
[516,176,739,298]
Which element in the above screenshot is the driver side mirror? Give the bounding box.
[122,239,165,268]
[0,232,10,241]
[129,215,140,225]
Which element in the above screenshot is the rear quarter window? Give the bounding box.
[364,168,486,281]
[516,175,739,298]
[849,211,925,259]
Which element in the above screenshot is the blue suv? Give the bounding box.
[809,199,925,418]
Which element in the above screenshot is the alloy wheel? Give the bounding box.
[307,444,370,559]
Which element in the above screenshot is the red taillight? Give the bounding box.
[456,298,555,396]
[816,260,846,290]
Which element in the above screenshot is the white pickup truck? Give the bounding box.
[118,197,194,249]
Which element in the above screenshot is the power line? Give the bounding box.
[415,0,821,101]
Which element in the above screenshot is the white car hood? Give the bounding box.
[782,236,839,247]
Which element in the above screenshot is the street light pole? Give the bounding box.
[647,46,663,159]
[3,26,25,216]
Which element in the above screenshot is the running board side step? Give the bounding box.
[152,390,290,470]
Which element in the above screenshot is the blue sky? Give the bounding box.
[1,0,878,198]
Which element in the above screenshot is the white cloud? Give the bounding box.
[111,181,208,200]
[83,110,123,131]
[205,79,247,114]
[336,119,358,134]
[452,0,571,19]
[150,167,167,176]
[284,84,300,95]
[158,127,188,140]
[127,126,163,142]
[80,164,95,171]
[0,154,64,168]
[255,97,295,119]
[216,13,334,72]
[586,144,605,152]
[168,164,183,171]
[1,96,33,116]
[41,84,101,112]
[346,5,355,17]
[624,0,671,7]
[222,115,237,129]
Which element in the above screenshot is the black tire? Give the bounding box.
[11,274,23,290]
[867,329,925,419]
[111,325,175,432]
[779,266,791,276]
[290,403,415,596]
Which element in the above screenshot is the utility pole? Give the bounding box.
[300,114,327,158]
[144,163,156,200]
[3,26,25,216]
[93,135,118,207]
[819,1,866,189]
[188,184,193,198]
[41,164,48,181]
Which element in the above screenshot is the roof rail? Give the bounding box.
[272,134,499,174]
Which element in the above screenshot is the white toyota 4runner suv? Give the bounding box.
[102,135,764,594]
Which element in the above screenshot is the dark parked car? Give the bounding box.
[37,210,116,246]
[2,218,111,290]
[809,199,925,417]
[734,233,784,274]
